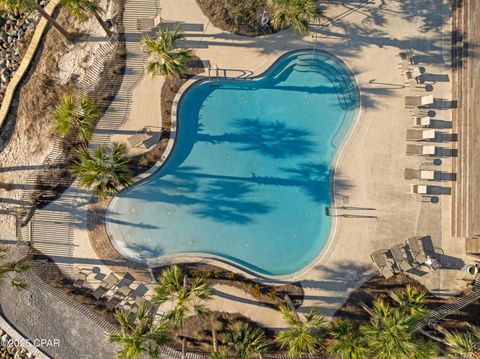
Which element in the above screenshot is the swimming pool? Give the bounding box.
[107,50,359,276]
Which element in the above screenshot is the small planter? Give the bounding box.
[464,264,479,276]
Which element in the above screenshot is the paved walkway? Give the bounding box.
[29,0,472,329]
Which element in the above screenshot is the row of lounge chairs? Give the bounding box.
[73,269,155,317]
[398,52,453,198]
[398,50,426,89]
[371,236,440,278]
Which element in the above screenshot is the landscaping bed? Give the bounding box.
[334,274,480,333]
[153,263,304,310]
[196,0,276,37]
[170,311,279,354]
[29,248,119,326]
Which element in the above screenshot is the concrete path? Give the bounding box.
[29,0,469,330]
[208,284,287,331]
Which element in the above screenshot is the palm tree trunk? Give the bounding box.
[93,11,113,37]
[212,327,218,352]
[418,329,446,344]
[181,335,187,359]
[359,300,375,317]
[33,3,74,42]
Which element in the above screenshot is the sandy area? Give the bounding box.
[0,0,114,239]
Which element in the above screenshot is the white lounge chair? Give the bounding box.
[404,169,435,180]
[406,144,436,156]
[413,116,431,127]
[406,129,436,141]
[137,14,162,32]
[411,184,430,194]
[405,95,434,108]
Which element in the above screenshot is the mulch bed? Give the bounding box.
[153,263,304,310]
[29,248,119,326]
[170,311,280,354]
[334,274,480,333]
[195,0,277,37]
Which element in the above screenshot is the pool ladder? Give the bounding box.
[208,66,223,86]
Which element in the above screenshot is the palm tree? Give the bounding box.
[51,94,101,143]
[108,302,171,359]
[223,321,270,359]
[275,303,325,357]
[390,284,427,316]
[141,25,193,78]
[0,246,30,290]
[360,299,437,359]
[210,314,223,353]
[211,349,230,359]
[327,319,368,359]
[0,0,73,41]
[268,0,325,35]
[70,143,133,198]
[152,265,212,358]
[444,330,480,359]
[61,0,112,37]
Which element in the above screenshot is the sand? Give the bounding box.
[0,0,115,239]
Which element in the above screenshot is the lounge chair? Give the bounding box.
[93,286,108,300]
[102,273,121,290]
[389,244,412,272]
[404,169,435,180]
[116,273,136,287]
[398,49,415,64]
[404,95,434,108]
[411,184,430,194]
[106,295,122,311]
[413,116,431,127]
[116,285,133,299]
[406,129,436,141]
[73,273,88,288]
[370,250,395,279]
[404,68,422,85]
[411,107,429,116]
[425,256,441,270]
[406,144,436,156]
[92,272,120,299]
[406,236,428,265]
[137,14,162,32]
[127,127,153,148]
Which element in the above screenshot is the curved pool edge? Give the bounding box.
[105,48,363,282]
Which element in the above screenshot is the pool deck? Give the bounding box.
[28,0,473,328]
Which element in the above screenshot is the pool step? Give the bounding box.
[294,59,359,111]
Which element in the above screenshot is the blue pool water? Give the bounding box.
[107,50,359,276]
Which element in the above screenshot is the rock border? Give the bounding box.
[0,311,50,358]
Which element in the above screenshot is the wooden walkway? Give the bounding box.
[415,274,480,331]
[451,0,480,240]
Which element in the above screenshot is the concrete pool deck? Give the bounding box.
[28,0,472,327]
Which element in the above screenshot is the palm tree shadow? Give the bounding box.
[197,118,316,159]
